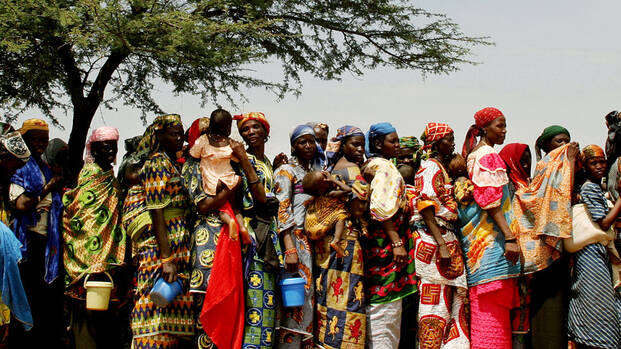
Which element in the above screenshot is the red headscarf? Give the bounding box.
[462,107,505,157]
[499,143,530,189]
[187,117,210,149]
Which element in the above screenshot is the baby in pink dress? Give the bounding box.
[189,109,250,244]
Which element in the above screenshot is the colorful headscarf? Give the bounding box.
[84,126,120,164]
[187,117,210,149]
[365,122,397,158]
[462,107,504,157]
[19,119,49,135]
[0,131,30,161]
[581,144,605,162]
[135,114,183,156]
[499,143,530,189]
[535,125,570,160]
[324,125,365,170]
[234,112,270,135]
[306,122,329,133]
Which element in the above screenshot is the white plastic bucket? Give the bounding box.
[84,272,113,311]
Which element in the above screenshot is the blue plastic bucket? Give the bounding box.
[150,277,183,307]
[279,277,306,307]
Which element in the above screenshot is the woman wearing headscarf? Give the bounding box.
[411,123,469,348]
[274,124,321,348]
[0,130,32,344]
[129,114,194,349]
[396,136,421,169]
[534,125,571,161]
[310,125,368,348]
[498,143,531,196]
[8,118,64,348]
[362,122,416,349]
[510,130,579,349]
[234,112,284,349]
[568,145,621,349]
[62,126,128,349]
[458,107,521,349]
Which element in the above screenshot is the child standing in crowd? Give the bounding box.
[189,108,250,244]
[569,145,621,349]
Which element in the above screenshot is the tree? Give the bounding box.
[0,0,490,177]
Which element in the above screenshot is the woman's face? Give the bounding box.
[240,120,267,149]
[520,148,532,177]
[92,140,118,167]
[293,134,317,161]
[158,125,184,153]
[585,156,607,180]
[378,132,400,159]
[23,130,49,157]
[545,134,570,153]
[397,148,415,166]
[483,116,507,145]
[435,132,455,157]
[342,135,365,164]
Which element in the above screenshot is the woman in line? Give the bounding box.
[62,126,129,349]
[8,119,64,349]
[363,122,417,349]
[458,107,521,349]
[234,112,284,349]
[498,143,531,196]
[569,145,621,349]
[130,114,194,349]
[411,123,469,348]
[313,125,368,349]
[274,124,322,348]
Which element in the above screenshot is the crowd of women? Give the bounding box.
[0,106,620,349]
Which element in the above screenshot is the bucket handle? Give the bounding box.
[83,271,113,289]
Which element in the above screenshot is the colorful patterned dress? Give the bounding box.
[274,158,315,348]
[457,145,521,349]
[239,154,284,349]
[131,152,194,349]
[313,165,366,349]
[181,157,221,349]
[410,159,469,349]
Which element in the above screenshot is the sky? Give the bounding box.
[6,1,621,166]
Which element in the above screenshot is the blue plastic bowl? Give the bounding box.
[150,277,183,307]
[279,277,306,307]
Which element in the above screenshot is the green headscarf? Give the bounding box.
[535,125,570,160]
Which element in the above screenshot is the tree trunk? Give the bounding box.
[66,100,99,187]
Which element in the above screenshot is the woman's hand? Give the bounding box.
[567,142,580,162]
[285,252,299,273]
[162,261,178,283]
[273,153,288,169]
[230,139,248,160]
[392,245,407,266]
[504,241,521,264]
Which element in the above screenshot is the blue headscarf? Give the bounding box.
[0,222,32,330]
[365,122,397,158]
[11,157,63,284]
[289,125,324,170]
[324,125,365,171]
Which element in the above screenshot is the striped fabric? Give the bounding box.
[568,181,621,348]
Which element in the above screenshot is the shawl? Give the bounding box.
[363,157,405,221]
[62,163,126,285]
[535,125,570,161]
[0,222,32,330]
[511,143,573,273]
[11,157,62,283]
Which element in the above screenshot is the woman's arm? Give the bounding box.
[598,197,621,232]
[14,176,62,212]
[487,206,520,264]
[231,140,266,205]
[150,208,176,283]
[420,207,450,260]
[196,184,238,215]
[382,219,407,266]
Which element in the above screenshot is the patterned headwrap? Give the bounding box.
[84,126,120,164]
[187,117,210,149]
[462,107,504,157]
[306,122,329,133]
[135,114,183,156]
[0,131,30,161]
[534,125,570,161]
[324,125,365,170]
[581,144,605,162]
[289,124,315,145]
[19,119,49,135]
[234,112,270,135]
[365,122,397,158]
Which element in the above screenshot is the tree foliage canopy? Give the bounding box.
[0,0,490,174]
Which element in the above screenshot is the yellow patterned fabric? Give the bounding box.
[19,118,48,134]
[363,157,406,222]
[135,114,183,157]
[305,196,348,241]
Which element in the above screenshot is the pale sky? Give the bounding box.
[6,1,621,166]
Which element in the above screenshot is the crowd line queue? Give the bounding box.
[0,107,620,349]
